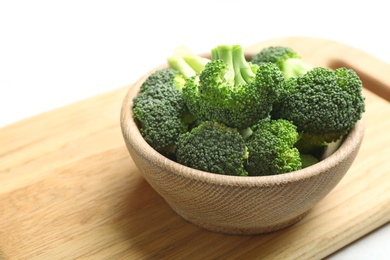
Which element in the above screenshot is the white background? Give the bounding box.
[1,0,389,258]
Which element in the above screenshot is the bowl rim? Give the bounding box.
[120,63,365,188]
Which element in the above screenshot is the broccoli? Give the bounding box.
[132,44,365,177]
[176,121,249,176]
[251,46,312,79]
[132,47,208,156]
[272,67,365,152]
[167,45,210,79]
[133,69,190,156]
[300,153,319,168]
[139,68,186,92]
[183,44,284,129]
[244,118,302,176]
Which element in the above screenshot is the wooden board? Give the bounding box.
[1,37,390,260]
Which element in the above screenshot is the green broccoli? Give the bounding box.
[183,44,284,129]
[251,46,312,79]
[167,45,210,79]
[132,47,207,156]
[133,69,191,156]
[176,121,249,176]
[132,44,365,177]
[300,153,319,168]
[272,67,365,153]
[139,68,187,92]
[244,118,302,176]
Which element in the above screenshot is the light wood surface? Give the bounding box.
[1,37,389,259]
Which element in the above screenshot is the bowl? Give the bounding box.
[120,62,365,235]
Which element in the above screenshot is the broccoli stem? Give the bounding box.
[183,55,209,74]
[168,57,197,79]
[211,44,235,83]
[239,127,253,140]
[212,44,256,86]
[283,58,312,79]
[232,45,256,85]
[168,45,210,79]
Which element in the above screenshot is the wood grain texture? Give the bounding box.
[1,37,390,259]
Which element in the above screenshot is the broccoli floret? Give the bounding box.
[251,46,312,79]
[245,118,302,176]
[133,47,210,156]
[183,44,283,129]
[140,68,186,92]
[273,67,365,152]
[176,121,249,176]
[133,98,188,156]
[133,70,191,156]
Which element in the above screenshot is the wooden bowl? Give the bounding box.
[120,63,365,235]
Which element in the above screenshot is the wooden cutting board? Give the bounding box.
[1,37,389,260]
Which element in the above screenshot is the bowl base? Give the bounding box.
[167,201,310,235]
